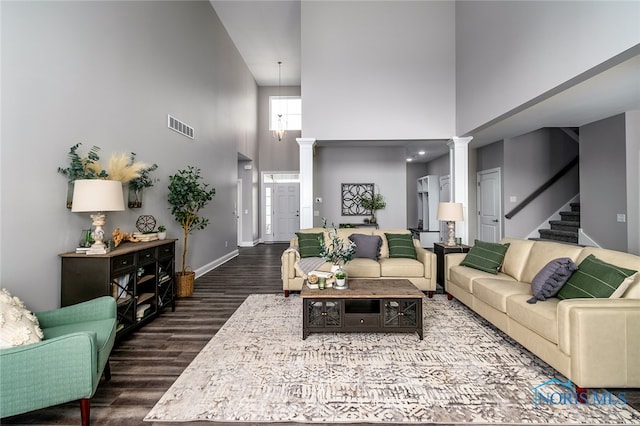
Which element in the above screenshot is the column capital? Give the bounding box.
[448,136,473,147]
[296,138,316,148]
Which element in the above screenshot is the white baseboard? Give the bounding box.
[238,239,259,247]
[194,249,239,278]
[578,229,600,248]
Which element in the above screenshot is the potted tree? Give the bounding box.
[360,193,386,224]
[168,166,216,297]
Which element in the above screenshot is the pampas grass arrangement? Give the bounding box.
[105,152,148,183]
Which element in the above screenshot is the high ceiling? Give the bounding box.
[210,1,640,161]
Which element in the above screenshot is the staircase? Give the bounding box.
[537,202,580,244]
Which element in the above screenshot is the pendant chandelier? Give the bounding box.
[273,61,286,142]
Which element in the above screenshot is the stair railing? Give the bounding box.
[505,156,579,220]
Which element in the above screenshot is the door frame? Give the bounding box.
[476,167,503,242]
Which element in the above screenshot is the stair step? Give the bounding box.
[539,229,578,244]
[560,211,580,221]
[570,202,581,212]
[549,220,580,232]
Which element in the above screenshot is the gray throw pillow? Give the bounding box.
[348,234,382,260]
[527,257,577,304]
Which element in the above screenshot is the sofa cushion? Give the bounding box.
[507,294,560,344]
[0,288,44,348]
[296,232,324,258]
[473,279,531,313]
[527,258,578,304]
[385,233,417,259]
[348,234,382,260]
[460,240,510,274]
[374,229,411,258]
[520,241,583,284]
[557,254,638,300]
[448,265,515,293]
[379,258,424,277]
[344,258,381,278]
[501,238,535,281]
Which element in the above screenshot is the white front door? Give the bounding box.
[477,168,502,243]
[274,182,300,242]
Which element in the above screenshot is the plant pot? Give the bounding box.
[175,270,195,298]
[157,232,167,240]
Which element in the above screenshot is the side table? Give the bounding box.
[434,242,471,299]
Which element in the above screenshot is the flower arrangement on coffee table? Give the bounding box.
[318,219,356,289]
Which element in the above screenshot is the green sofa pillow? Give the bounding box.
[557,254,637,300]
[385,233,417,259]
[296,232,324,258]
[460,240,510,274]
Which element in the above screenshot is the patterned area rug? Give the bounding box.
[145,294,640,424]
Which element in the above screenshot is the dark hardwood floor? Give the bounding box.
[4,242,639,425]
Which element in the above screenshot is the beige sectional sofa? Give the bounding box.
[445,237,640,390]
[282,228,436,297]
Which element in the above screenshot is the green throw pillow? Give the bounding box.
[385,233,417,259]
[460,240,510,274]
[296,232,324,258]
[557,254,637,300]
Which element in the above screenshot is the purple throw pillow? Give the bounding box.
[527,257,578,304]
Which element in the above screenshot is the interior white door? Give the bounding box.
[477,168,502,243]
[274,182,300,242]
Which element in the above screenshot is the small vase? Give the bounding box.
[157,232,167,240]
[333,266,348,290]
[128,187,143,208]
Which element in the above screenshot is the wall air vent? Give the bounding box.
[167,114,194,139]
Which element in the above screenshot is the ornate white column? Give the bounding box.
[297,138,316,229]
[447,136,473,244]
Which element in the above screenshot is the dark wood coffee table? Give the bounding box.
[301,279,425,339]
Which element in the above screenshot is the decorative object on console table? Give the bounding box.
[437,202,464,246]
[59,239,176,337]
[157,225,167,240]
[168,166,216,297]
[434,242,471,299]
[71,179,125,254]
[359,192,386,224]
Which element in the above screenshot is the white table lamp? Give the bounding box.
[72,180,125,251]
[437,202,464,246]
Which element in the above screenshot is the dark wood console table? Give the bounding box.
[301,279,424,340]
[434,242,471,298]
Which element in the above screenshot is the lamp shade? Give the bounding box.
[437,202,463,221]
[71,180,125,212]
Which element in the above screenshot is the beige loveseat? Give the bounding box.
[282,228,436,297]
[445,237,640,390]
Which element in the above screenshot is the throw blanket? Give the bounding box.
[282,246,326,279]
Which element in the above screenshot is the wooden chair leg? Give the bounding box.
[284,290,289,297]
[80,398,90,426]
[104,360,111,381]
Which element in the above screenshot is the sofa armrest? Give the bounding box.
[36,296,116,328]
[0,332,98,418]
[415,246,436,279]
[444,253,467,282]
[281,246,300,289]
[557,298,640,387]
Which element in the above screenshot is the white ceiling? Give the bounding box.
[210,1,640,162]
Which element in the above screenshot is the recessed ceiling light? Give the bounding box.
[406,158,413,162]
[418,150,426,155]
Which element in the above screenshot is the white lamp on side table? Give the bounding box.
[72,179,125,253]
[437,202,464,246]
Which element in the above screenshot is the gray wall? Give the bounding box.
[456,1,640,135]
[476,141,504,173]
[503,129,579,238]
[626,111,640,254]
[313,146,407,229]
[1,1,257,311]
[301,0,455,140]
[580,114,628,251]
[425,154,450,178]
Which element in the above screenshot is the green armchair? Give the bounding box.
[0,296,117,425]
